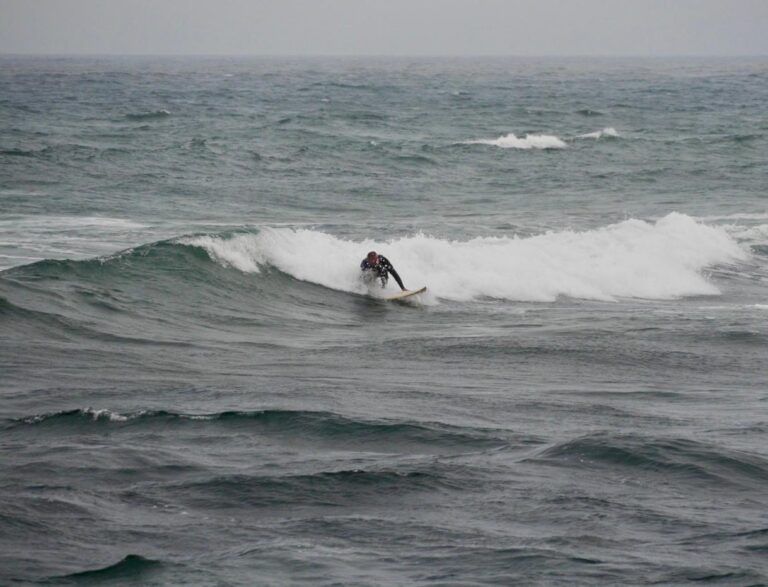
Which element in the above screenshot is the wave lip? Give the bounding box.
[577,127,619,139]
[465,132,567,149]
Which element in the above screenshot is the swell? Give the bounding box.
[0,143,131,161]
[124,109,171,121]
[536,433,768,488]
[156,467,454,508]
[53,554,164,582]
[0,294,129,342]
[5,408,512,451]
[3,238,217,280]
[0,232,356,343]
[0,236,269,309]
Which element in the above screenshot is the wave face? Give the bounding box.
[57,554,163,581]
[184,213,746,301]
[538,433,768,488]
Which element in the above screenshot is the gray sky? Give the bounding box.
[2,0,767,56]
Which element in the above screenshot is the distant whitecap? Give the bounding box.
[465,133,567,150]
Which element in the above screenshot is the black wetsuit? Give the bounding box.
[360,255,405,290]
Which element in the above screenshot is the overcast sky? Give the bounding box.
[2,0,767,56]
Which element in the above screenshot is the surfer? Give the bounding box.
[360,251,406,291]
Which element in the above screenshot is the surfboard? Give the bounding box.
[385,286,427,301]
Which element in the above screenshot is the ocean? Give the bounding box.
[1,55,767,585]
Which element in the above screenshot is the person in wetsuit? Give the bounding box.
[360,251,406,290]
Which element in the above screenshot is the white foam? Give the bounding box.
[185,213,748,303]
[465,133,567,150]
[577,127,619,139]
[723,224,768,243]
[83,408,128,422]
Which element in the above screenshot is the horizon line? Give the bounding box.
[2,52,768,59]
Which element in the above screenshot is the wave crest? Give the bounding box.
[8,408,510,451]
[184,213,746,302]
[577,127,619,139]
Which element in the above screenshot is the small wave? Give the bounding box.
[394,154,438,166]
[5,239,215,283]
[125,109,170,121]
[161,467,452,508]
[0,147,40,157]
[56,554,162,581]
[538,433,768,487]
[575,108,605,116]
[0,296,138,342]
[8,408,507,450]
[577,127,620,140]
[8,408,179,428]
[341,111,388,122]
[16,408,130,425]
[464,133,567,150]
[729,132,763,144]
[312,81,373,90]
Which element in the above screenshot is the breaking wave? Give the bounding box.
[464,133,567,149]
[184,213,747,302]
[577,127,620,139]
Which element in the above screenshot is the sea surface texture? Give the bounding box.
[1,56,768,585]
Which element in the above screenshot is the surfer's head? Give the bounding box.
[366,251,379,265]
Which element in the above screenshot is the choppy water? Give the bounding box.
[2,56,768,585]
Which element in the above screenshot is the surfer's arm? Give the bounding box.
[388,266,406,290]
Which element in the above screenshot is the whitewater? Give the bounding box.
[184,213,749,301]
[2,56,768,586]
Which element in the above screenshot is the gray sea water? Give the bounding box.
[1,56,768,585]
